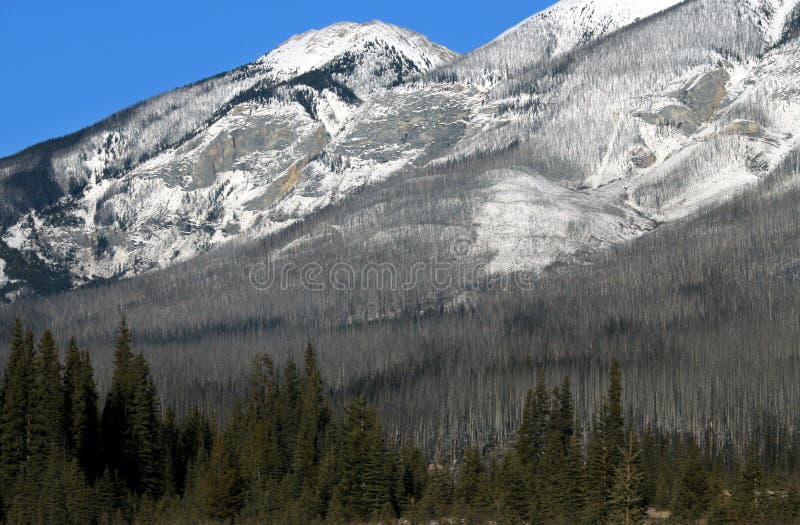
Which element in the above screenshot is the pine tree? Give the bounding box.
[0,320,34,490]
[101,319,164,495]
[604,360,626,471]
[290,343,330,517]
[277,359,301,476]
[607,430,646,525]
[397,443,427,517]
[101,317,136,482]
[552,377,575,448]
[179,406,213,493]
[673,437,710,521]
[161,407,179,496]
[454,446,491,518]
[197,432,243,520]
[419,462,453,521]
[334,397,393,521]
[585,360,627,524]
[516,370,550,470]
[731,446,763,522]
[63,338,100,480]
[29,330,64,462]
[498,450,529,524]
[6,456,94,525]
[128,354,164,497]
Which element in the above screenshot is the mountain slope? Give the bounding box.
[4,0,800,298]
[0,22,460,298]
[439,0,687,81]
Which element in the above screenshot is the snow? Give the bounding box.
[5,1,800,296]
[0,259,7,288]
[447,0,685,81]
[475,169,652,273]
[257,20,458,82]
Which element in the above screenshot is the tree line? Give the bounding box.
[1,319,799,524]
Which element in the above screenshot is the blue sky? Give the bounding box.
[0,0,556,158]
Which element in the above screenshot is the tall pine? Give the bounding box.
[29,330,65,462]
[0,320,34,489]
[63,338,100,480]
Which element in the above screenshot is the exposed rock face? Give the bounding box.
[725,119,764,137]
[637,69,730,134]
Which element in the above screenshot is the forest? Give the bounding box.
[1,318,799,524]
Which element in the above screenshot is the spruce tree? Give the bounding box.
[335,397,393,521]
[498,450,529,524]
[0,320,34,489]
[161,407,180,496]
[101,317,136,481]
[197,432,243,520]
[419,462,453,521]
[277,359,301,475]
[454,446,491,518]
[673,438,710,521]
[604,360,626,471]
[516,370,550,470]
[397,443,427,517]
[731,446,763,522]
[608,430,646,525]
[291,343,330,516]
[29,330,65,462]
[63,338,100,480]
[128,354,164,497]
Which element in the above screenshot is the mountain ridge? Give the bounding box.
[2,0,800,300]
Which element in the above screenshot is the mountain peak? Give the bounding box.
[446,0,685,79]
[256,20,459,83]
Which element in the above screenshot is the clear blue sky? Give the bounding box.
[0,0,556,158]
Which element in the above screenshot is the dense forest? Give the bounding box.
[1,318,799,524]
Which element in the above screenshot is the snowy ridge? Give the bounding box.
[256,20,459,84]
[443,0,686,80]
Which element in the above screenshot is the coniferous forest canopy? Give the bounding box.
[1,319,800,524]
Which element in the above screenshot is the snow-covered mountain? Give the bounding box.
[0,21,462,298]
[440,0,687,82]
[2,0,800,302]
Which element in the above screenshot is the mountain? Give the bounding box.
[0,21,459,298]
[2,0,800,449]
[441,0,687,80]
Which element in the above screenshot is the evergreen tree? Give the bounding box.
[63,338,100,480]
[197,432,243,520]
[397,443,427,517]
[334,397,393,522]
[277,359,301,476]
[585,360,627,524]
[608,430,646,525]
[6,457,94,525]
[604,360,626,470]
[128,354,164,497]
[552,377,575,448]
[160,407,180,496]
[673,437,711,521]
[454,446,491,518]
[101,319,164,495]
[498,450,529,524]
[28,330,65,462]
[516,370,550,470]
[731,446,764,522]
[0,320,34,490]
[101,317,136,482]
[179,405,214,492]
[290,343,331,517]
[418,462,453,521]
